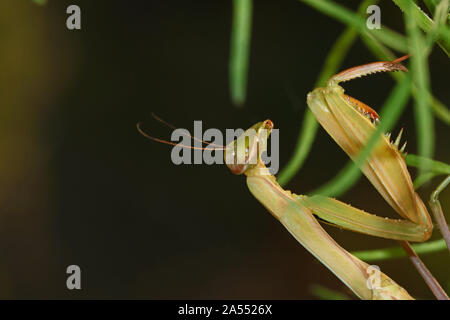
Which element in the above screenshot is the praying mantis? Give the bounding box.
[140,56,448,300]
[232,56,434,300]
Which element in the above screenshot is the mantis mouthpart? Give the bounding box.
[222,56,439,300]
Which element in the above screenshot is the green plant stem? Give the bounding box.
[414,171,438,189]
[404,1,435,176]
[229,0,252,107]
[406,154,450,175]
[352,239,446,261]
[277,0,379,186]
[278,111,318,186]
[406,153,450,188]
[306,0,449,127]
[280,0,448,186]
[301,0,408,52]
[423,0,439,14]
[277,26,356,186]
[392,0,450,56]
[429,97,450,125]
[361,32,450,126]
[423,0,449,54]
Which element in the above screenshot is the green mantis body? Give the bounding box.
[228,122,410,300]
[141,57,443,299]
[245,155,412,300]
[223,57,435,299]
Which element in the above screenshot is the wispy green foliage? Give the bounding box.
[360,30,450,126]
[301,0,408,52]
[414,171,439,188]
[423,0,439,14]
[429,97,450,125]
[403,1,435,176]
[406,154,450,188]
[352,239,447,261]
[277,0,379,186]
[229,0,253,107]
[406,154,450,175]
[393,0,450,56]
[279,0,448,190]
[224,0,449,298]
[226,0,449,297]
[231,0,448,187]
[278,112,319,186]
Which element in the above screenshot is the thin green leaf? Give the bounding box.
[414,171,438,188]
[360,32,450,125]
[278,111,319,186]
[406,154,450,175]
[352,239,447,261]
[394,0,435,32]
[393,0,450,56]
[404,0,435,176]
[229,0,253,107]
[423,0,449,53]
[424,0,450,25]
[277,0,379,186]
[430,96,450,125]
[423,0,439,14]
[301,0,408,52]
[410,153,450,201]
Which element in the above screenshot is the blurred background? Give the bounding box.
[0,0,448,299]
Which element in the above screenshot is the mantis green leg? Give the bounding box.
[245,165,413,300]
[298,195,430,242]
[305,56,435,241]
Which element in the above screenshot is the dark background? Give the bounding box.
[0,0,448,299]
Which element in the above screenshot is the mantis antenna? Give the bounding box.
[136,120,226,151]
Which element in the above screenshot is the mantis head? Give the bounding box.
[137,114,274,176]
[224,119,274,175]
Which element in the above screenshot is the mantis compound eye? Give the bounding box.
[263,119,274,130]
